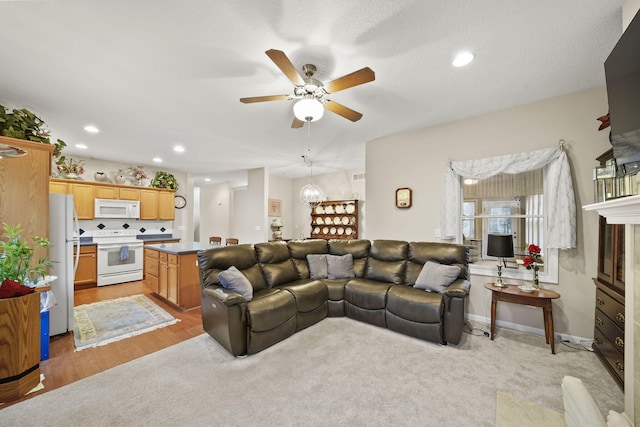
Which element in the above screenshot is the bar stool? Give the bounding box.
[225,238,239,246]
[209,236,222,246]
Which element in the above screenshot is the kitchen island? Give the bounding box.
[144,242,210,311]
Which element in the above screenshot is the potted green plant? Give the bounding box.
[150,171,179,190]
[0,223,51,284]
[0,104,66,165]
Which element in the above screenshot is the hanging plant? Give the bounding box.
[150,171,178,190]
[0,104,67,164]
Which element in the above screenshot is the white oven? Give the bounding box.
[93,230,144,286]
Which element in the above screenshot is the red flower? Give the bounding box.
[522,256,534,268]
[527,244,541,254]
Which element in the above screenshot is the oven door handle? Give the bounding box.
[97,243,144,250]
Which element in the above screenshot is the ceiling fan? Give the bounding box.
[240,49,375,128]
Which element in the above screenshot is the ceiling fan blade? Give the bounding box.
[324,100,363,122]
[240,95,291,103]
[323,67,375,94]
[265,49,305,86]
[291,117,305,128]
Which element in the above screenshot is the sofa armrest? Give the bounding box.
[202,286,246,306]
[444,279,470,298]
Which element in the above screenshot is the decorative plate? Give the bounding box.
[315,206,324,214]
[334,216,340,224]
[325,205,334,214]
[325,217,333,224]
[345,227,353,235]
[337,227,344,235]
[317,217,324,225]
[323,226,329,234]
[342,217,349,225]
[313,226,320,234]
[330,227,337,234]
[346,204,355,214]
[335,204,344,214]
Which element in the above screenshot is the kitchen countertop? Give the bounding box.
[144,242,212,255]
[78,234,179,246]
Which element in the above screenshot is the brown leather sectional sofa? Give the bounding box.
[197,239,470,356]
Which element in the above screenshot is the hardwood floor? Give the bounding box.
[2,281,204,408]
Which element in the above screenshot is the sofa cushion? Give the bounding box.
[197,244,268,291]
[289,239,329,278]
[261,259,300,288]
[345,278,393,310]
[328,239,371,277]
[406,242,468,285]
[414,261,461,293]
[307,254,328,279]
[280,279,328,313]
[218,266,254,301]
[327,254,355,279]
[387,285,443,323]
[323,278,348,301]
[364,240,408,284]
[247,289,297,332]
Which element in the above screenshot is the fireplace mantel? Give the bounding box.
[583,194,640,224]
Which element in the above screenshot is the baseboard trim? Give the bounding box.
[465,313,593,345]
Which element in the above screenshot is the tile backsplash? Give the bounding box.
[79,219,173,237]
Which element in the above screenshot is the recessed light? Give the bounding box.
[204,178,211,182]
[153,157,163,163]
[75,143,88,149]
[452,51,474,67]
[174,145,185,153]
[84,125,99,133]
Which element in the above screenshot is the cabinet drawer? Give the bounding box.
[145,257,160,277]
[144,248,159,260]
[159,252,168,262]
[168,254,178,264]
[145,274,158,292]
[594,308,624,356]
[595,287,625,329]
[593,328,624,385]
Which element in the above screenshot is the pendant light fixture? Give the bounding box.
[299,120,324,207]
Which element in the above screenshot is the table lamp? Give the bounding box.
[487,234,514,288]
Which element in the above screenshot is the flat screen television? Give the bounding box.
[605,10,640,167]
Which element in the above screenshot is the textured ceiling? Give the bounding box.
[0,0,625,184]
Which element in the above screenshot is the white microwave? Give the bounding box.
[94,199,140,219]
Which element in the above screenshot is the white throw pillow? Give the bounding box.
[413,261,460,292]
[307,254,328,279]
[218,266,253,301]
[327,254,355,279]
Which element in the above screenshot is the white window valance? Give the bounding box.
[441,146,576,249]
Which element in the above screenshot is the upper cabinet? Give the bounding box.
[50,178,174,220]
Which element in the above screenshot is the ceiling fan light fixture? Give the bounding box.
[452,51,474,67]
[293,97,324,122]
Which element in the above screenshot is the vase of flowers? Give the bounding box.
[522,244,543,288]
[57,158,84,179]
[128,165,149,186]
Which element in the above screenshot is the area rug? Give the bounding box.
[496,390,566,427]
[73,294,178,351]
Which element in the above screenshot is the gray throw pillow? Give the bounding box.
[307,254,328,279]
[218,266,253,301]
[414,261,460,293]
[327,254,355,279]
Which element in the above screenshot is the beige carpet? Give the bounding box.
[0,318,622,426]
[496,391,566,427]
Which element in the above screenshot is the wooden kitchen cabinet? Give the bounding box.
[140,189,175,220]
[74,245,97,290]
[70,183,95,219]
[158,191,175,220]
[95,185,118,199]
[49,180,68,194]
[145,247,199,310]
[118,187,140,200]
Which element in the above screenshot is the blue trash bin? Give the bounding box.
[40,310,50,361]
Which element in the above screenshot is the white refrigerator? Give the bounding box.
[49,193,80,336]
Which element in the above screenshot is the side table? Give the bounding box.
[484,283,561,354]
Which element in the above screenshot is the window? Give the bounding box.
[461,169,556,283]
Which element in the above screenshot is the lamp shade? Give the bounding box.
[293,98,324,122]
[486,234,514,258]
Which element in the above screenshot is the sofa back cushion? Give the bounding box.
[364,240,409,284]
[255,241,300,287]
[197,244,267,291]
[405,242,469,286]
[287,239,329,278]
[328,239,371,277]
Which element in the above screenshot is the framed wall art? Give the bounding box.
[395,188,412,208]
[268,198,282,216]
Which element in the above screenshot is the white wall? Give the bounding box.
[198,181,231,243]
[230,168,269,244]
[366,87,611,339]
[268,175,293,240]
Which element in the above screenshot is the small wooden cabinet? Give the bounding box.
[593,215,625,387]
[70,183,96,219]
[74,245,97,290]
[144,247,199,310]
[310,199,359,240]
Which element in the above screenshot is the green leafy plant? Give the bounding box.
[150,171,179,190]
[0,223,51,284]
[0,104,67,164]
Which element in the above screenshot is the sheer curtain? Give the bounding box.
[441,146,576,249]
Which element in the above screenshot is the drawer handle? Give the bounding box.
[594,337,602,345]
[596,297,605,305]
[616,361,624,372]
[615,337,624,348]
[595,317,603,326]
[616,312,625,323]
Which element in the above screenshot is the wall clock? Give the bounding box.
[174,195,187,209]
[395,188,412,208]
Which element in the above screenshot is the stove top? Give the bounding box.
[93,229,142,244]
